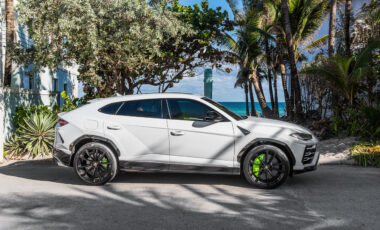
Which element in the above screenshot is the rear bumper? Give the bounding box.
[53,149,71,167]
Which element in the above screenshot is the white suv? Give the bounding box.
[54,93,319,188]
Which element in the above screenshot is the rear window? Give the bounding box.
[98,102,123,115]
[116,99,162,118]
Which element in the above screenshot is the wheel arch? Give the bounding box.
[237,138,295,175]
[69,135,121,166]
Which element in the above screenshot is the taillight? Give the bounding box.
[58,119,68,126]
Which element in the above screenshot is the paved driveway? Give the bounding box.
[0,160,379,230]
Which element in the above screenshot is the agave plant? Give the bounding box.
[18,112,57,157]
[4,134,25,158]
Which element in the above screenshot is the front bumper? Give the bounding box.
[53,149,71,167]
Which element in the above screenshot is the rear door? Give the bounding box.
[166,99,235,169]
[102,99,170,166]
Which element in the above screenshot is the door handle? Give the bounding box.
[107,125,121,130]
[170,131,185,136]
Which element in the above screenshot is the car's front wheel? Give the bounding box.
[242,145,290,189]
[74,142,119,185]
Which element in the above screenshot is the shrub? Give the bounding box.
[4,134,24,158]
[332,105,380,141]
[351,143,380,167]
[18,113,57,157]
[14,104,55,131]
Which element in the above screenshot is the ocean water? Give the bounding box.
[219,102,286,117]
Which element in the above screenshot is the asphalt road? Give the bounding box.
[0,160,379,230]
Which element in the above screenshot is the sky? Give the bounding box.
[79,0,368,102]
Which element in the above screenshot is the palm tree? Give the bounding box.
[4,0,16,86]
[266,0,328,118]
[328,0,337,57]
[226,1,273,117]
[345,0,352,57]
[302,40,380,106]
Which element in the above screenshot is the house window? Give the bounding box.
[53,79,58,92]
[63,83,68,92]
[28,75,34,89]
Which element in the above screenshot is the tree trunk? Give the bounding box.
[265,39,275,116]
[344,0,352,57]
[281,0,303,119]
[250,69,273,118]
[244,84,250,116]
[4,0,16,87]
[273,70,279,118]
[248,81,256,116]
[280,60,292,117]
[328,0,337,58]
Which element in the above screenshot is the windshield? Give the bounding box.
[202,97,243,121]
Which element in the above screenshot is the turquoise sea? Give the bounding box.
[219,102,286,117]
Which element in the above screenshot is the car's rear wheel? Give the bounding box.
[243,145,290,189]
[74,142,118,185]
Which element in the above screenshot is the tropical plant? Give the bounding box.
[351,143,380,167]
[225,0,274,117]
[4,134,24,157]
[17,113,57,157]
[14,104,53,131]
[302,40,380,106]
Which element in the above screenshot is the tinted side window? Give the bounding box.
[117,99,162,118]
[98,102,123,115]
[167,99,214,121]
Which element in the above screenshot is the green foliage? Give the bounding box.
[332,106,380,141]
[14,104,55,131]
[58,91,85,113]
[4,135,24,158]
[6,91,83,158]
[351,143,380,167]
[10,0,194,97]
[18,113,57,157]
[5,113,57,158]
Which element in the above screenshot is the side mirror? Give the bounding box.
[205,111,222,122]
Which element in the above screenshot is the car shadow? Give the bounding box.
[0,159,314,189]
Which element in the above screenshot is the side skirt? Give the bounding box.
[119,161,240,175]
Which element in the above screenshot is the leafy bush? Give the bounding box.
[5,113,57,158]
[4,134,24,158]
[351,143,380,167]
[332,105,380,141]
[19,113,57,156]
[14,104,55,131]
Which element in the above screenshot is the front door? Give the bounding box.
[166,99,235,169]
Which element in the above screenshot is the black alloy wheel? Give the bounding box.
[243,145,290,189]
[74,142,118,185]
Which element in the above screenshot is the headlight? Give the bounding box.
[290,133,312,141]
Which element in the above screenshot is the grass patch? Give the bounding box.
[351,143,380,167]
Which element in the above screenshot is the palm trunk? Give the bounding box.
[281,0,303,119]
[273,70,279,118]
[344,0,352,57]
[248,81,256,116]
[4,0,16,87]
[244,84,250,116]
[265,39,275,116]
[328,0,337,58]
[280,60,292,117]
[250,68,273,118]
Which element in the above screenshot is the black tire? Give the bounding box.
[242,145,290,189]
[74,142,119,185]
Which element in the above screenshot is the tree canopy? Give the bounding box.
[10,0,232,97]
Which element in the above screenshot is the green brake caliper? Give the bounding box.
[252,154,265,177]
[101,157,109,169]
